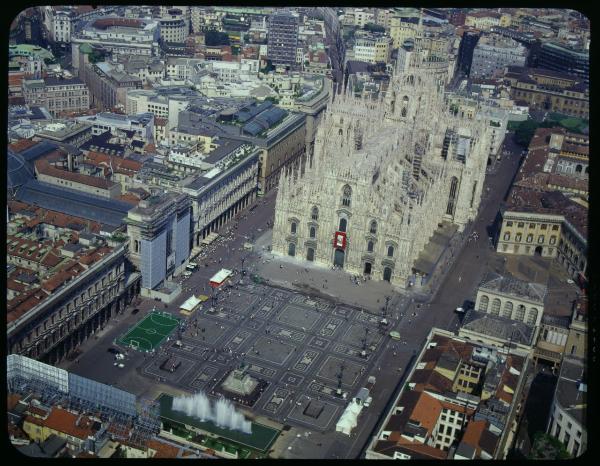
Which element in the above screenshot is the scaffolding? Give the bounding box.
[7,355,160,449]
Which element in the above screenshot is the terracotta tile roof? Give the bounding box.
[9,72,25,88]
[147,439,180,458]
[505,186,587,240]
[8,139,38,153]
[85,151,142,176]
[43,408,99,440]
[7,393,22,411]
[460,419,488,455]
[118,193,142,205]
[7,279,28,293]
[40,250,64,268]
[144,143,157,153]
[78,246,112,266]
[411,369,454,393]
[372,439,448,459]
[92,18,144,30]
[6,235,54,263]
[42,261,86,293]
[409,391,443,433]
[35,158,117,190]
[7,287,49,322]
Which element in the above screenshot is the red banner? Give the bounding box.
[334,231,347,250]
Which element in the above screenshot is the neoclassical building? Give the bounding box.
[271,36,491,288]
[474,272,546,328]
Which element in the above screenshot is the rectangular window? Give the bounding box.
[552,225,559,231]
[517,222,524,228]
[541,224,548,230]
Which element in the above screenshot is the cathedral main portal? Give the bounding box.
[333,249,345,268]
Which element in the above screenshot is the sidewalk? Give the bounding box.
[250,232,405,314]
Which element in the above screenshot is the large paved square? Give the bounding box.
[317,356,365,387]
[341,323,382,350]
[248,336,296,365]
[277,304,322,331]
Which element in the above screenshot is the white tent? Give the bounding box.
[180,295,202,312]
[335,399,363,436]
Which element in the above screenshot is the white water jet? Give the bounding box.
[172,392,252,434]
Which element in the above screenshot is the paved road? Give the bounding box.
[427,132,525,331]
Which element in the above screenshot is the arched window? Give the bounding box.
[515,304,526,322]
[370,220,377,234]
[367,241,374,252]
[446,176,459,216]
[290,222,297,234]
[342,185,352,207]
[311,206,319,221]
[538,235,545,243]
[401,107,407,117]
[306,247,315,261]
[504,232,511,241]
[309,226,316,238]
[501,301,513,318]
[491,298,501,315]
[387,245,394,257]
[575,164,582,173]
[526,308,538,325]
[527,234,533,243]
[479,295,489,312]
[339,217,347,232]
[288,243,296,257]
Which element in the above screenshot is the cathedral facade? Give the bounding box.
[271,42,491,289]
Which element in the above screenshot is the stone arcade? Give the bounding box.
[272,33,491,288]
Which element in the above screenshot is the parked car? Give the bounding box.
[131,308,140,315]
[107,348,119,354]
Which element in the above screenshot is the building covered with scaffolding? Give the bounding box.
[7,354,160,453]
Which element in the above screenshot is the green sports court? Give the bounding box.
[116,311,180,352]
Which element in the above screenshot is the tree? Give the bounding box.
[363,23,385,33]
[204,30,230,46]
[514,119,540,147]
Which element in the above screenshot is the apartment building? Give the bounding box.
[366,329,529,459]
[505,67,588,119]
[22,76,90,117]
[71,17,160,70]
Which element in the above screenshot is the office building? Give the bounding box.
[267,12,299,68]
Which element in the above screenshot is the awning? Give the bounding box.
[180,295,202,312]
[209,269,233,288]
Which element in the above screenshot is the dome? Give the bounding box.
[7,149,34,191]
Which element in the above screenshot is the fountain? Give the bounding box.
[172,392,252,434]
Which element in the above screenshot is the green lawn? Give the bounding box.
[116,311,180,352]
